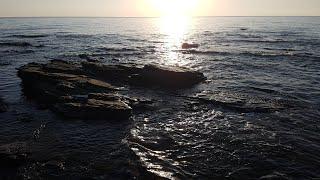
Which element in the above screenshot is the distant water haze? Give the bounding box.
[0,0,319,17]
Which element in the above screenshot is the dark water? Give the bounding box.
[0,17,320,179]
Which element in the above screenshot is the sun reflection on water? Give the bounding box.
[158,16,192,66]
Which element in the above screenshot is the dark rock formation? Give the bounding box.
[18,61,119,104]
[134,64,206,88]
[0,142,29,167]
[18,60,204,120]
[181,43,199,49]
[18,60,129,120]
[0,97,8,113]
[83,62,206,88]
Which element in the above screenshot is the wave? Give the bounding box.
[242,51,320,59]
[0,42,33,47]
[0,61,11,66]
[97,47,139,52]
[8,34,49,38]
[0,41,45,48]
[231,39,290,44]
[249,86,279,94]
[2,49,34,54]
[263,47,296,51]
[175,49,232,56]
[126,38,148,42]
[194,90,302,113]
[56,34,93,38]
[176,49,319,59]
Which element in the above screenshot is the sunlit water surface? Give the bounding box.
[0,17,320,179]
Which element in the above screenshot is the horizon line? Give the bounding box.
[0,15,320,18]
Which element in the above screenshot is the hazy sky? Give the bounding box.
[0,0,319,17]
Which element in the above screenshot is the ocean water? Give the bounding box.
[0,17,320,179]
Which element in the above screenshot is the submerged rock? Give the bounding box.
[0,142,29,167]
[194,91,287,113]
[181,43,199,49]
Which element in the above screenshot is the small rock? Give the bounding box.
[181,43,199,49]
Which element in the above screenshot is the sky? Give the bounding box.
[0,0,319,17]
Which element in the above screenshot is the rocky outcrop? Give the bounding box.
[83,62,206,88]
[133,64,206,88]
[0,142,29,167]
[18,60,205,120]
[18,60,130,120]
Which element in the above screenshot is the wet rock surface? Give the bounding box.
[17,60,206,120]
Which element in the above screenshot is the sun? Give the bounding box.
[149,0,198,17]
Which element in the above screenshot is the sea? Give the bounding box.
[0,17,319,179]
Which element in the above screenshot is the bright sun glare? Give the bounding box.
[150,0,198,17]
[148,0,198,65]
